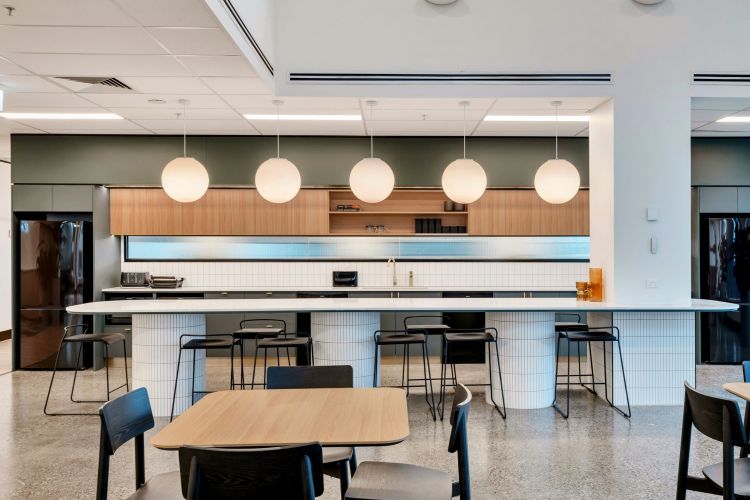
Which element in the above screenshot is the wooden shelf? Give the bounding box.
[329,211,467,215]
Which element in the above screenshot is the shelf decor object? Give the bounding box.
[350,101,395,204]
[442,101,487,204]
[534,101,581,204]
[161,99,210,203]
[255,100,302,203]
[588,267,603,302]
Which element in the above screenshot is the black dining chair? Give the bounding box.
[44,323,129,416]
[267,365,358,500]
[97,387,181,500]
[178,443,325,500]
[676,382,750,499]
[232,318,287,389]
[373,329,436,420]
[345,383,472,500]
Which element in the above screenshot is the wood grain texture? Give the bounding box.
[468,189,588,236]
[723,383,750,402]
[151,388,409,450]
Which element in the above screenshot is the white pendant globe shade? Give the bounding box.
[161,157,209,203]
[255,157,302,203]
[349,157,395,203]
[441,158,487,204]
[534,158,581,204]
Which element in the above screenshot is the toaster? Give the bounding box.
[120,272,151,287]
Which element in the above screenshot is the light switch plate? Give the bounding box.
[647,207,660,221]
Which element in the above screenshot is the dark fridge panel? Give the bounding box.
[701,215,750,363]
[18,309,83,369]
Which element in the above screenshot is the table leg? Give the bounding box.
[311,311,380,388]
[131,313,206,417]
[486,311,556,409]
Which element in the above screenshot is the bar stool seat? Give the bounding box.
[444,331,494,342]
[257,337,312,348]
[182,337,237,349]
[125,471,182,500]
[65,332,126,344]
[376,333,427,344]
[562,330,617,342]
[251,332,314,389]
[234,326,284,339]
[406,323,450,333]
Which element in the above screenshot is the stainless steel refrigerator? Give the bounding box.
[15,218,93,369]
[701,215,750,363]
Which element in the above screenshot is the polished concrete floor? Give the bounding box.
[0,358,743,499]
[0,340,11,375]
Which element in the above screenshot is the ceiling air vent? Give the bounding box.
[288,72,612,84]
[693,73,750,84]
[51,76,134,93]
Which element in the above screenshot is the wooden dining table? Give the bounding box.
[723,382,750,402]
[151,387,410,450]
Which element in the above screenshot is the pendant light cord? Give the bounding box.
[462,103,467,159]
[369,103,374,158]
[554,103,559,160]
[182,101,187,157]
[276,102,280,159]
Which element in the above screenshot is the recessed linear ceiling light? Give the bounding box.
[0,112,123,120]
[244,113,361,121]
[484,115,589,122]
[716,116,750,123]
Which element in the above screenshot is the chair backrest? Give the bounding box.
[448,384,472,500]
[266,365,353,390]
[240,318,287,331]
[179,443,324,499]
[743,361,750,383]
[97,388,155,500]
[64,323,88,337]
[684,382,746,447]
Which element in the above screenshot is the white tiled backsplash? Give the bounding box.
[122,253,589,290]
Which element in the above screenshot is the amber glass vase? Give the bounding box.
[589,268,603,302]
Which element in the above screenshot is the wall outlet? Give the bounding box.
[646,280,660,289]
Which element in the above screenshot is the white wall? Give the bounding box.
[0,163,10,332]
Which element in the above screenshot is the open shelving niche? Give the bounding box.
[327,189,469,236]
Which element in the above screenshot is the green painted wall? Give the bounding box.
[10,134,589,187]
[692,138,750,186]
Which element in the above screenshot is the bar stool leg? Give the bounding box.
[70,342,84,402]
[251,343,260,390]
[229,344,235,389]
[43,340,65,416]
[488,338,507,419]
[122,340,130,392]
[400,346,407,390]
[439,336,449,420]
[262,348,268,388]
[169,346,184,422]
[238,339,245,389]
[373,343,379,387]
[421,342,436,420]
[104,344,111,401]
[405,344,411,396]
[613,338,632,418]
[191,350,197,406]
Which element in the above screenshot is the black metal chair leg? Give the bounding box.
[611,339,632,418]
[104,344,111,401]
[400,346,407,389]
[230,343,235,389]
[488,338,507,419]
[170,346,184,422]
[421,342,436,420]
[439,336,449,420]
[251,343,260,390]
[553,334,570,419]
[70,342,84,402]
[43,341,65,416]
[373,344,379,387]
[123,340,130,392]
[238,340,245,389]
[191,350,197,406]
[553,334,561,407]
[405,344,411,396]
[263,348,268,389]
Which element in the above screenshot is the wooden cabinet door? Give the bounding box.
[110,188,182,235]
[180,189,255,235]
[290,190,329,235]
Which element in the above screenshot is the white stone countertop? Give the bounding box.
[102,286,576,293]
[69,297,737,315]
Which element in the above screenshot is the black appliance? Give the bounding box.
[15,217,93,369]
[149,275,184,288]
[333,271,358,287]
[120,272,150,287]
[442,291,493,364]
[701,215,750,363]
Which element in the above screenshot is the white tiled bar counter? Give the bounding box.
[69,297,735,416]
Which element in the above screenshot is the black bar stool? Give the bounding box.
[232,318,287,389]
[404,315,450,400]
[553,325,631,419]
[251,332,313,389]
[439,327,506,420]
[44,324,129,416]
[373,329,436,420]
[170,333,238,421]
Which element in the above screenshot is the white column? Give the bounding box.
[311,311,380,388]
[131,313,206,417]
[486,311,556,409]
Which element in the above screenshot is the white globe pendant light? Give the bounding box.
[161,99,209,203]
[349,101,394,203]
[442,101,487,204]
[534,101,580,204]
[255,100,301,203]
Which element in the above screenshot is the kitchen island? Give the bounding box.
[69,297,735,416]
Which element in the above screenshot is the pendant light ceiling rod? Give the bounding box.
[366,100,376,158]
[552,100,561,159]
[178,98,189,157]
[272,99,283,159]
[460,100,468,159]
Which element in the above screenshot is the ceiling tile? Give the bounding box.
[371,98,495,111]
[200,77,270,95]
[490,97,607,112]
[80,93,227,108]
[112,0,219,28]
[227,95,360,110]
[366,108,488,122]
[150,129,260,136]
[0,56,30,75]
[136,118,255,131]
[474,121,587,136]
[0,75,66,93]
[118,76,213,94]
[252,121,365,135]
[12,118,145,131]
[109,107,240,120]
[366,120,481,133]
[5,53,189,77]
[176,55,256,77]
[36,128,154,135]
[3,92,100,108]
[147,28,240,56]
[698,121,750,133]
[691,109,735,123]
[692,97,750,111]
[0,26,165,54]
[0,0,137,26]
